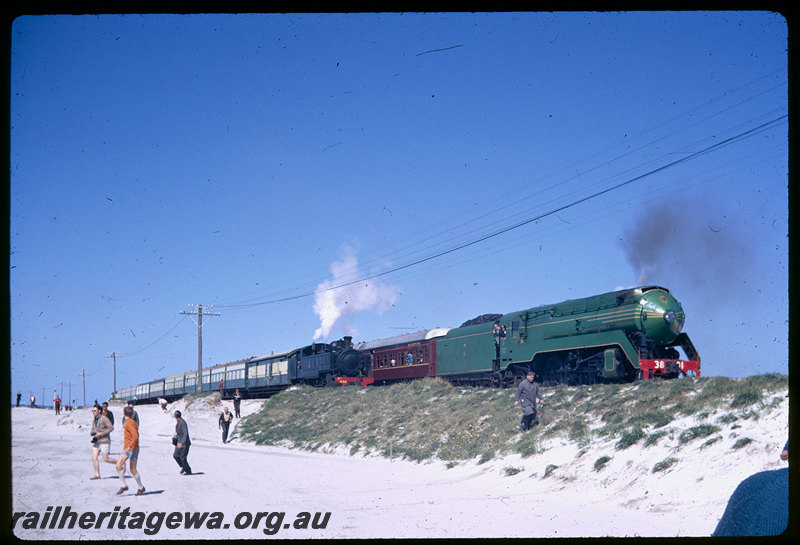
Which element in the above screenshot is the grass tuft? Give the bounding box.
[543,464,559,478]
[594,455,612,472]
[652,457,679,473]
[678,424,721,445]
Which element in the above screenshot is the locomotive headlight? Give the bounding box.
[664,311,675,323]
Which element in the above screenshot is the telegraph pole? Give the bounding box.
[105,352,122,398]
[79,369,91,408]
[180,304,221,393]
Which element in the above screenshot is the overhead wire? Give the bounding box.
[213,111,783,313]
[241,71,789,298]
[123,69,787,357]
[299,68,788,279]
[312,138,787,315]
[123,315,188,356]
[214,113,786,309]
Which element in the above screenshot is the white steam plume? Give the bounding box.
[312,246,399,341]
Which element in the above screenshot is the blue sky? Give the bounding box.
[9,12,788,405]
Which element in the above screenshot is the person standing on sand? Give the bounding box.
[233,389,242,418]
[172,410,192,475]
[115,406,145,496]
[219,407,233,443]
[90,404,116,480]
[514,370,545,430]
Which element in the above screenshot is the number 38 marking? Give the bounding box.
[654,360,686,370]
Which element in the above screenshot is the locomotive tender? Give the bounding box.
[115,286,699,402]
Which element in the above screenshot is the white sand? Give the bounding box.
[10,390,788,539]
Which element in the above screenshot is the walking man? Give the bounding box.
[172,410,192,475]
[115,406,145,495]
[90,404,117,479]
[514,370,545,430]
[219,407,233,443]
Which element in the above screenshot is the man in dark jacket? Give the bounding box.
[514,370,545,430]
[218,407,233,443]
[172,410,192,475]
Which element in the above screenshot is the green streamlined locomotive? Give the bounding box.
[435,286,700,387]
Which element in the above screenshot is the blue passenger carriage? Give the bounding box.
[223,361,247,394]
[245,349,295,395]
[147,378,165,401]
[164,371,190,399]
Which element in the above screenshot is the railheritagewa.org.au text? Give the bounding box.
[12,506,331,536]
